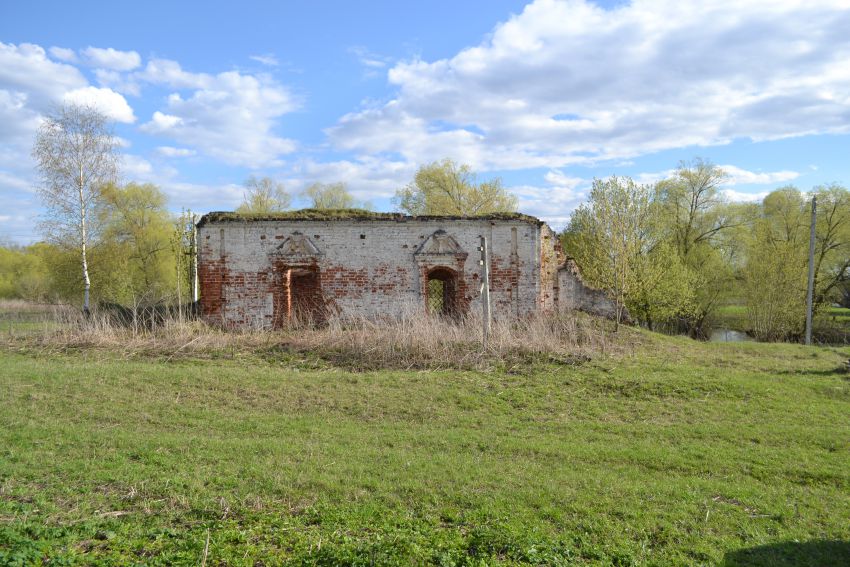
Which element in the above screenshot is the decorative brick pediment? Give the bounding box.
[272,232,324,261]
[414,230,468,262]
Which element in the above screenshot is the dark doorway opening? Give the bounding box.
[288,266,323,323]
[426,267,458,317]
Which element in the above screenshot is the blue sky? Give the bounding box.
[1,0,849,243]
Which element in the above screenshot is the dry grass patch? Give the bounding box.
[2,302,639,370]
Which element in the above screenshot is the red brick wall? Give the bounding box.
[198,257,226,320]
[198,219,548,328]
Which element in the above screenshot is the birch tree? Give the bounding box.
[33,103,119,313]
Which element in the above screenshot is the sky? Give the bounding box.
[1,0,849,244]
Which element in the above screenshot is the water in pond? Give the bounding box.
[709,328,753,342]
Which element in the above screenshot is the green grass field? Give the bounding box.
[1,337,849,565]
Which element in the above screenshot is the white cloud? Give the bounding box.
[121,154,156,179]
[349,46,393,77]
[543,169,585,194]
[63,86,136,123]
[81,46,141,71]
[48,46,77,63]
[511,170,590,228]
[156,146,196,158]
[93,69,141,96]
[0,194,44,244]
[147,111,182,129]
[0,90,42,147]
[136,58,210,89]
[0,42,93,196]
[250,54,279,67]
[634,170,676,186]
[329,0,850,171]
[0,42,87,110]
[719,165,799,185]
[286,157,415,202]
[139,59,298,167]
[0,42,136,154]
[634,164,800,187]
[722,189,769,202]
[114,153,241,212]
[164,182,244,211]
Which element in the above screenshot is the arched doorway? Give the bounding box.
[426,267,458,317]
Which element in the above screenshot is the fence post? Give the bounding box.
[480,235,491,348]
[191,213,199,304]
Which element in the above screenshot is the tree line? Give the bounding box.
[562,161,850,340]
[2,103,848,342]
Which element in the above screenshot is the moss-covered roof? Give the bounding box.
[197,209,543,227]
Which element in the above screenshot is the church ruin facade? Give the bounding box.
[196,211,617,328]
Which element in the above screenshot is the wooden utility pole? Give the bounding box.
[479,235,491,348]
[805,195,817,345]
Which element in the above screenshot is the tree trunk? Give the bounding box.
[79,167,91,315]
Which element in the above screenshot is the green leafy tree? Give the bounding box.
[810,184,850,307]
[742,187,810,340]
[302,182,369,209]
[654,159,743,336]
[394,159,517,215]
[237,176,290,214]
[15,245,51,301]
[628,242,696,329]
[562,176,693,327]
[0,246,25,299]
[98,182,177,303]
[36,243,96,303]
[742,184,850,340]
[0,245,50,301]
[655,159,732,256]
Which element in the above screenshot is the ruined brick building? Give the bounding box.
[196,211,617,328]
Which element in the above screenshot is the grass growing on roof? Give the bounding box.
[198,208,543,225]
[1,337,849,565]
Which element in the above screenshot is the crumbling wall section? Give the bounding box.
[536,224,564,313]
[556,258,622,320]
